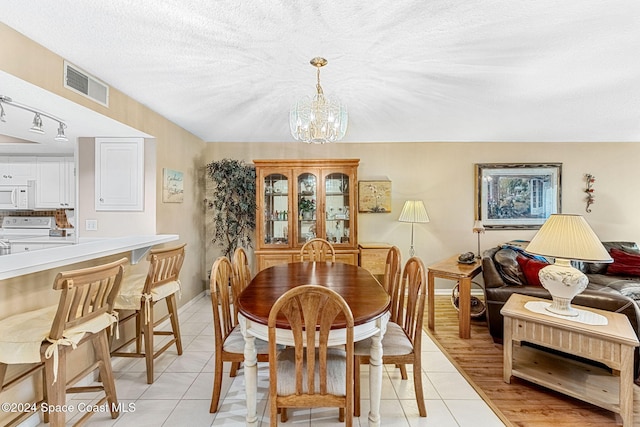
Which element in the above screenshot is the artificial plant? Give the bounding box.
[205,158,257,259]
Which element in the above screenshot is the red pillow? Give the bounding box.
[607,248,640,276]
[516,255,549,286]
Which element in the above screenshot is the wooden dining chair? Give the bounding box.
[0,257,127,427]
[383,246,402,324]
[209,256,270,413]
[268,284,354,426]
[110,244,186,384]
[300,238,336,262]
[232,247,252,322]
[354,256,427,417]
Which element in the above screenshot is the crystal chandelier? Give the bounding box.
[289,57,348,144]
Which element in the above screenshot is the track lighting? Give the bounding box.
[29,113,44,134]
[0,94,69,142]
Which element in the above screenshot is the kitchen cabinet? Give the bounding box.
[0,156,36,185]
[254,159,359,271]
[32,157,75,209]
[95,137,144,211]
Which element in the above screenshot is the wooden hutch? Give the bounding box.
[254,159,359,271]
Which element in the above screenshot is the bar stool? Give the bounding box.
[0,257,127,427]
[111,243,186,384]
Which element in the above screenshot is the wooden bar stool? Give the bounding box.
[111,244,186,384]
[0,257,127,427]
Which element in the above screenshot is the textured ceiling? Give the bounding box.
[1,0,640,143]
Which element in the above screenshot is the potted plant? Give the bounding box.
[299,198,315,220]
[205,158,256,259]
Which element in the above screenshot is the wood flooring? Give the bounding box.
[425,295,640,426]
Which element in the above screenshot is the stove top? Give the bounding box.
[1,216,56,236]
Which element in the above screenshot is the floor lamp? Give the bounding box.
[398,200,430,257]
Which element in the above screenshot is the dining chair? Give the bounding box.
[232,247,252,322]
[209,256,270,413]
[268,284,354,426]
[0,257,127,427]
[353,256,427,417]
[300,237,336,262]
[383,246,402,324]
[110,243,186,384]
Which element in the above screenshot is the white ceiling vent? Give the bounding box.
[64,61,109,107]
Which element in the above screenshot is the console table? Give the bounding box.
[427,255,482,338]
[502,294,639,427]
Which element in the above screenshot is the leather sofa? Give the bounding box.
[481,241,640,380]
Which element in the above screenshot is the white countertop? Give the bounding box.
[0,234,179,280]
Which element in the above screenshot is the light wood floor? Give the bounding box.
[426,295,640,427]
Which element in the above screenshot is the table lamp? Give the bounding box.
[525,214,612,317]
[472,220,485,259]
[398,200,430,257]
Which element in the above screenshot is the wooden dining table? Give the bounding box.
[236,261,391,427]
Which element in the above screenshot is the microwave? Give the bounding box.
[0,185,28,209]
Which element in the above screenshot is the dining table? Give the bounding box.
[236,261,391,427]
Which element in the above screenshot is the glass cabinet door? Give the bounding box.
[297,172,317,245]
[324,172,351,245]
[263,173,289,245]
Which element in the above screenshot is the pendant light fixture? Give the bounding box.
[0,95,68,142]
[290,57,348,144]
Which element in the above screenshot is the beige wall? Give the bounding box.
[0,24,207,307]
[204,141,640,279]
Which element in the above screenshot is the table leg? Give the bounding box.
[503,317,513,384]
[458,277,471,339]
[368,315,388,427]
[427,270,435,331]
[620,345,634,427]
[240,318,258,426]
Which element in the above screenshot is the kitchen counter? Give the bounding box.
[6,235,76,244]
[0,234,179,280]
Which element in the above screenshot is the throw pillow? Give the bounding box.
[607,248,640,277]
[587,242,640,274]
[516,255,549,287]
[494,249,526,286]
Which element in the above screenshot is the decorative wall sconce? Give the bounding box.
[585,174,595,213]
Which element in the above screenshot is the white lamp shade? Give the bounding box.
[526,214,612,263]
[472,220,485,233]
[398,200,430,224]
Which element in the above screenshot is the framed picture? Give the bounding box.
[163,168,184,203]
[475,163,561,229]
[358,180,391,213]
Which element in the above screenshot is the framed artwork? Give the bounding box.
[358,180,391,213]
[163,168,184,203]
[475,163,561,229]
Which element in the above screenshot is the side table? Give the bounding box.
[427,255,482,339]
[502,294,639,427]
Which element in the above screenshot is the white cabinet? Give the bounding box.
[95,138,144,211]
[32,157,75,209]
[0,156,36,185]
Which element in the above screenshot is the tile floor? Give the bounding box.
[25,293,505,427]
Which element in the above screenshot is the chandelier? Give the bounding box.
[289,57,348,144]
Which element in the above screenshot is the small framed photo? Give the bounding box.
[163,168,184,203]
[475,163,561,229]
[358,180,391,213]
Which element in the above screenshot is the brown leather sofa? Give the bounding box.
[481,242,640,380]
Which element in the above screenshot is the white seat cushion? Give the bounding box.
[114,272,181,310]
[222,324,270,354]
[353,321,413,356]
[0,305,117,365]
[276,347,347,396]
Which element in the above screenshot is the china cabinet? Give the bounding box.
[254,159,359,271]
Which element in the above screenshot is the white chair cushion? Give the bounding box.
[353,321,413,356]
[222,324,269,355]
[114,272,181,310]
[0,305,117,365]
[276,347,347,396]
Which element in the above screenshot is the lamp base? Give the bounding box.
[545,296,579,317]
[538,259,588,318]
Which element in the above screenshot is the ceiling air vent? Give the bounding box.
[64,61,109,107]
